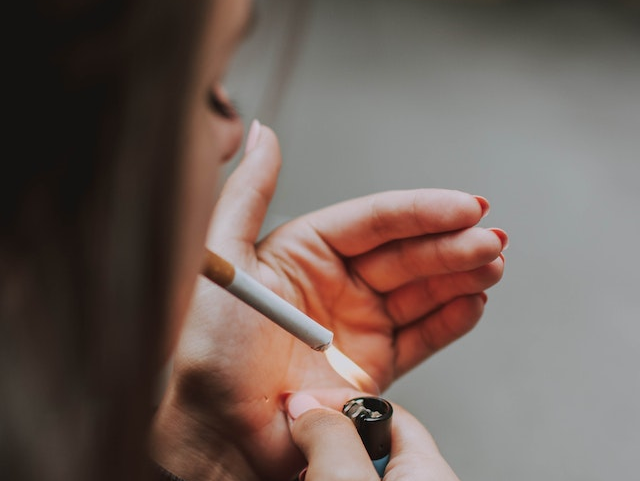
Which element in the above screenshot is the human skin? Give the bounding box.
[154,0,507,480]
[287,392,462,481]
[153,124,506,480]
[165,0,248,354]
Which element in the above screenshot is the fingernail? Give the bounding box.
[489,228,509,251]
[244,119,261,154]
[479,292,488,305]
[474,195,490,219]
[298,467,308,481]
[287,393,322,421]
[278,391,293,411]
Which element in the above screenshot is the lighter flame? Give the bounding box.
[324,345,379,394]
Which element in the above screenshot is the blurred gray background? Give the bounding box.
[225,0,640,479]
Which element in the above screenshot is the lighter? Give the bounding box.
[342,397,393,477]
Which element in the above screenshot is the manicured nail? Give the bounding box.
[489,228,509,251]
[287,393,322,421]
[244,119,261,154]
[474,196,490,218]
[278,391,293,411]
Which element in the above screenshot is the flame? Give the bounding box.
[324,345,379,394]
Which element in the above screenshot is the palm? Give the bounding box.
[257,220,395,390]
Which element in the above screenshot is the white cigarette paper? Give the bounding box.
[227,268,333,351]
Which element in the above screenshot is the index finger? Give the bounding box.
[307,190,488,257]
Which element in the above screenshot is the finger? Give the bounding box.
[351,227,507,293]
[307,190,489,257]
[386,254,504,326]
[394,294,486,378]
[287,393,379,481]
[207,121,282,249]
[384,405,460,481]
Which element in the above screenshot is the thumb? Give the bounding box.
[207,120,282,251]
[286,393,379,481]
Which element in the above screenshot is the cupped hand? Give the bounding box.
[152,122,506,481]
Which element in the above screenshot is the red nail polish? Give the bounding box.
[474,195,490,218]
[298,467,308,481]
[278,392,293,411]
[479,292,488,305]
[489,228,509,251]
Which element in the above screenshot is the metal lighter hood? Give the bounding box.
[342,397,393,462]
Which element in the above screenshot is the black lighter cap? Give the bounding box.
[342,397,393,461]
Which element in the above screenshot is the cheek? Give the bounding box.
[166,111,228,352]
[186,114,226,219]
[217,114,244,163]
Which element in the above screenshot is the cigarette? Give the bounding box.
[201,249,333,351]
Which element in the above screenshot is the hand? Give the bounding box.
[286,391,460,481]
[151,123,506,481]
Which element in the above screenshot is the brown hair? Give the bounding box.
[1,1,209,480]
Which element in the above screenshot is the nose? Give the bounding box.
[219,115,244,163]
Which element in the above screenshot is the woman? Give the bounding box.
[2,0,507,480]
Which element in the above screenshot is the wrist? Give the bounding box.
[150,386,257,481]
